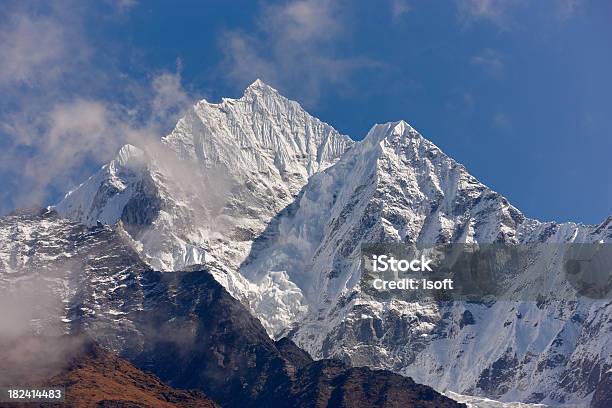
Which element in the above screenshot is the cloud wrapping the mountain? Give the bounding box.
[0,3,192,214]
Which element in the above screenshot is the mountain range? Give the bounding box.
[1,80,610,407]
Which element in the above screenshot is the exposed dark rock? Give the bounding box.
[275,359,462,408]
[459,310,475,329]
[476,350,519,397]
[120,171,161,233]
[127,270,294,408]
[275,337,313,370]
[591,370,612,408]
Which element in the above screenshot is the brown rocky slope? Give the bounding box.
[0,335,217,408]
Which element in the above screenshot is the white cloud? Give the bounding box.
[456,0,583,27]
[151,70,192,125]
[555,0,582,21]
[471,48,505,77]
[114,0,138,12]
[456,0,530,28]
[0,67,192,212]
[457,0,515,23]
[220,0,377,105]
[0,14,79,86]
[390,0,411,22]
[264,0,340,43]
[493,112,511,128]
[47,100,112,155]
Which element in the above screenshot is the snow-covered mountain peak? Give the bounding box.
[366,120,416,142]
[363,120,442,157]
[162,80,352,180]
[55,143,151,227]
[197,79,279,109]
[244,77,275,93]
[113,144,146,169]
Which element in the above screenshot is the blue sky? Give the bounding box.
[0,0,610,223]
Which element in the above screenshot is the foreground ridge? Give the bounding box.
[0,334,218,407]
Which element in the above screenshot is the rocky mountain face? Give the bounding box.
[0,335,218,408]
[590,370,612,408]
[251,121,612,406]
[0,209,463,408]
[272,359,464,408]
[44,81,612,406]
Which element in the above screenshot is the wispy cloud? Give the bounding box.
[456,0,522,27]
[0,3,192,214]
[0,71,191,213]
[445,89,475,114]
[456,0,583,28]
[112,0,138,12]
[554,0,582,21]
[0,10,89,87]
[389,0,411,23]
[493,112,511,128]
[150,68,193,124]
[219,0,378,105]
[471,48,505,77]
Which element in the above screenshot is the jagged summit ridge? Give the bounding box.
[162,78,352,183]
[365,120,418,143]
[246,77,269,90]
